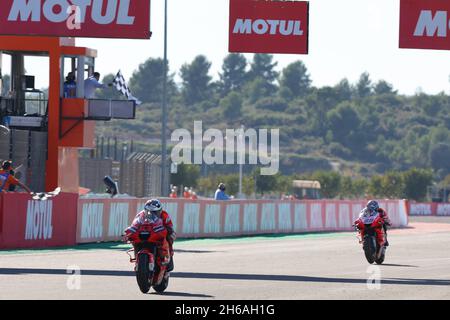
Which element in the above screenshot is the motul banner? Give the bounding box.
[0,0,151,39]
[0,193,78,249]
[229,0,309,54]
[400,0,450,50]
[76,197,408,243]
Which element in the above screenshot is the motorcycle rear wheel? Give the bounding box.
[136,254,152,293]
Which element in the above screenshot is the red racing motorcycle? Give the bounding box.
[354,209,387,265]
[125,222,171,294]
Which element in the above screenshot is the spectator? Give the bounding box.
[214,183,230,201]
[84,72,112,99]
[191,191,198,200]
[183,187,190,199]
[169,188,177,198]
[63,72,77,98]
[0,160,32,193]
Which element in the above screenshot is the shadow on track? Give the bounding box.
[149,291,214,298]
[380,264,419,268]
[1,268,448,286]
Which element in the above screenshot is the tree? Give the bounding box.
[402,168,433,201]
[429,143,450,172]
[220,91,243,120]
[219,53,248,96]
[128,58,176,104]
[248,54,279,95]
[326,102,360,141]
[253,167,277,195]
[334,78,353,102]
[368,175,384,198]
[180,55,213,105]
[374,80,396,95]
[380,171,405,199]
[170,163,201,188]
[246,77,275,103]
[356,72,372,98]
[279,61,311,99]
[311,171,341,199]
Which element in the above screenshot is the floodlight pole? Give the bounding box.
[161,0,169,197]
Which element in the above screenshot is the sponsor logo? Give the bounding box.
[229,0,309,54]
[410,203,432,215]
[232,19,304,36]
[108,203,129,237]
[413,10,449,37]
[25,200,53,240]
[399,0,450,50]
[437,204,450,216]
[7,0,135,26]
[81,203,103,239]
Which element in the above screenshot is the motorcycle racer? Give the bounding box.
[355,200,391,247]
[124,199,176,271]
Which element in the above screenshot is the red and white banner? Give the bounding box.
[76,197,408,243]
[0,0,151,39]
[229,0,309,54]
[0,193,78,249]
[400,0,450,50]
[407,202,450,216]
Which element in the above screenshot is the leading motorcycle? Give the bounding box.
[125,222,171,294]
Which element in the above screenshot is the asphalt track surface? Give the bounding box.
[1,217,450,300]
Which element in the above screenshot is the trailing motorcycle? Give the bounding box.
[125,222,171,294]
[354,209,387,265]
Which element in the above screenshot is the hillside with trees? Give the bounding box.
[94,54,450,199]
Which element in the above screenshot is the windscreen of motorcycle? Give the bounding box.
[360,211,379,225]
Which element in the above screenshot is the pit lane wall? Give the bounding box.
[0,194,408,248]
[0,193,78,249]
[408,202,450,216]
[76,198,409,243]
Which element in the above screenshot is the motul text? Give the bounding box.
[232,19,304,36]
[25,200,53,240]
[8,0,135,25]
[0,0,151,39]
[229,0,309,55]
[400,0,450,50]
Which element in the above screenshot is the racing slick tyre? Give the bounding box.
[136,254,152,293]
[153,273,169,293]
[363,236,376,264]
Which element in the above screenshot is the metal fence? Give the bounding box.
[79,152,163,198]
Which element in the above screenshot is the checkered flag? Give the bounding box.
[112,70,142,105]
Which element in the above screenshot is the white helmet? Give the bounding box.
[144,199,162,217]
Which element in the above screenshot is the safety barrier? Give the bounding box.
[0,192,78,249]
[76,198,409,243]
[408,202,450,216]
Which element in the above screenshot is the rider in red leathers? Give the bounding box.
[356,200,391,247]
[124,199,176,271]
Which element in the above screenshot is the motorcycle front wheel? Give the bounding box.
[363,236,376,264]
[136,254,152,293]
